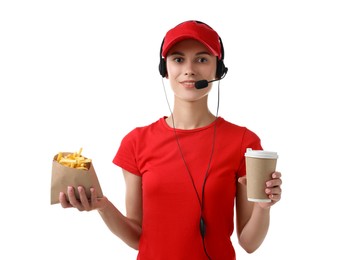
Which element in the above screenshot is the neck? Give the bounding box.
[166,98,216,130]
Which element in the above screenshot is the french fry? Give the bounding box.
[56,148,91,170]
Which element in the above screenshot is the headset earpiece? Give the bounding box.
[215,36,227,79]
[216,59,227,79]
[159,39,167,77]
[159,58,167,77]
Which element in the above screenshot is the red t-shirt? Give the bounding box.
[113,117,262,260]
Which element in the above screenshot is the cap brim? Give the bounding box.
[162,35,219,58]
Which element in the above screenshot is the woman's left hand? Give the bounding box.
[258,171,282,209]
[237,171,282,209]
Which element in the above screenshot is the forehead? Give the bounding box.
[167,39,212,56]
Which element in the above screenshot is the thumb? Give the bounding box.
[238,176,247,185]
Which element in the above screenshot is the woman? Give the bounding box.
[60,20,282,260]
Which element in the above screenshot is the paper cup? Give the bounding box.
[245,148,278,202]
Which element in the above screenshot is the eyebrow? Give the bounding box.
[169,51,212,56]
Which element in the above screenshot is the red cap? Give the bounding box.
[161,20,222,59]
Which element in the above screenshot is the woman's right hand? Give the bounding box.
[59,186,109,212]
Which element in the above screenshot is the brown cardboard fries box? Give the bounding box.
[50,153,103,205]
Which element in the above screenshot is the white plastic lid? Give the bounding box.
[244,148,278,159]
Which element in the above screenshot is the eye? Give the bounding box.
[173,57,184,63]
[196,57,208,63]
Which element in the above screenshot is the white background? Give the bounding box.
[1,0,363,259]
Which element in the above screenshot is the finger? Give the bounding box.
[265,186,282,202]
[67,186,83,211]
[272,171,282,179]
[78,186,91,211]
[238,176,247,185]
[266,187,282,196]
[59,192,71,208]
[90,187,98,206]
[266,178,282,188]
[269,193,281,201]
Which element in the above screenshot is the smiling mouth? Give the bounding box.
[180,81,196,88]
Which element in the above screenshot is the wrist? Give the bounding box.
[254,203,271,213]
[97,196,111,213]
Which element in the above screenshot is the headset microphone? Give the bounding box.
[195,78,221,89]
[195,65,228,89]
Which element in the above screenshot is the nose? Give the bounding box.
[183,60,196,76]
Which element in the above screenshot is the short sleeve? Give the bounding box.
[113,129,142,176]
[237,128,263,177]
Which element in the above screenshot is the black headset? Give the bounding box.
[158,21,228,80]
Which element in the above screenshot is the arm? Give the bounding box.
[59,170,143,250]
[235,172,282,253]
[98,170,142,249]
